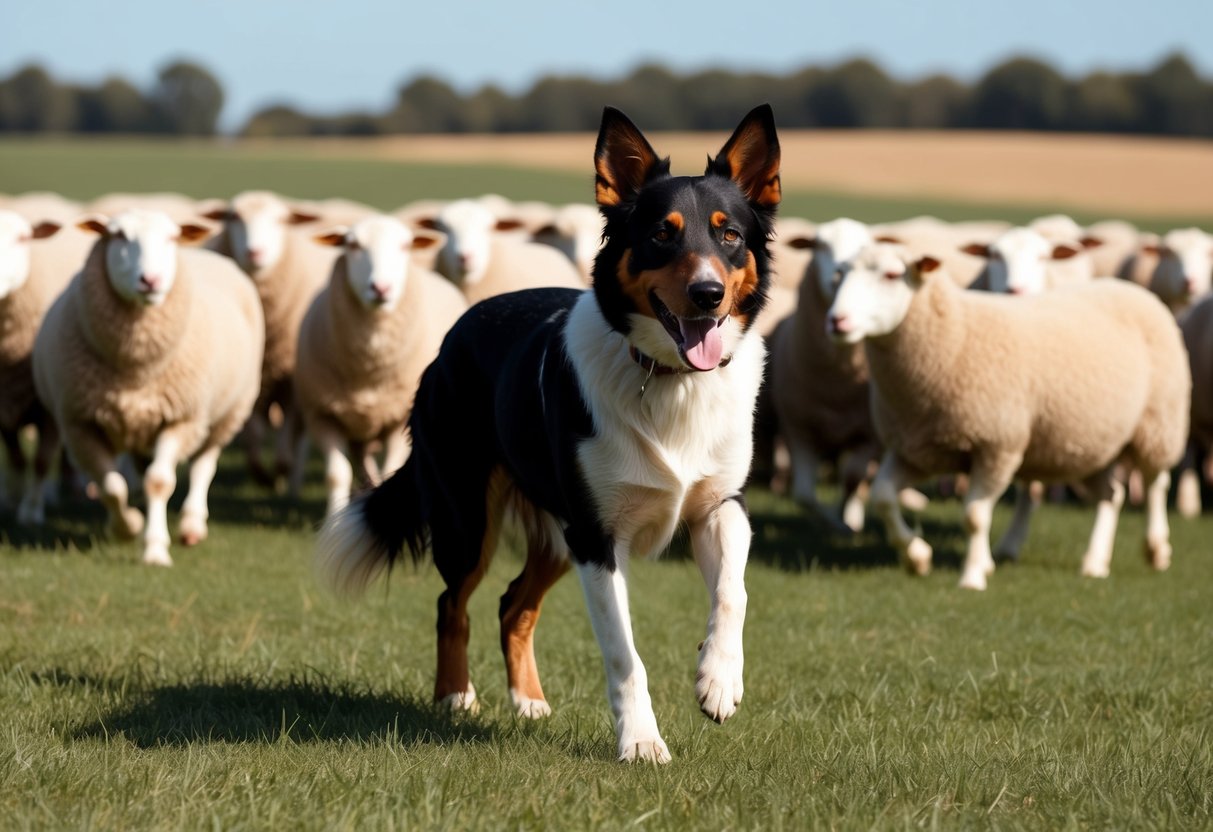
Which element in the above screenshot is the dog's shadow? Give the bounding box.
[66,673,494,748]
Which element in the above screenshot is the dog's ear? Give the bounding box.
[594,107,664,208]
[708,104,781,210]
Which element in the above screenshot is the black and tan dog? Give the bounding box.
[318,104,781,763]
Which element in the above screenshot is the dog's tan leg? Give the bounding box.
[499,529,570,718]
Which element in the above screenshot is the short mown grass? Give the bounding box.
[2,452,1211,830]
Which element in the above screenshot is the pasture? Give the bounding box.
[2,136,1212,830]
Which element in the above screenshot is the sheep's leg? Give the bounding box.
[1176,442,1201,519]
[1080,470,1125,578]
[274,403,305,494]
[313,425,352,519]
[499,513,569,718]
[993,479,1041,563]
[871,451,932,575]
[65,428,144,541]
[178,445,221,547]
[786,435,821,510]
[1142,469,1173,571]
[142,433,183,566]
[286,432,310,499]
[838,449,870,533]
[242,410,274,487]
[17,420,59,526]
[690,495,750,725]
[959,458,1017,591]
[381,428,411,481]
[1,427,27,510]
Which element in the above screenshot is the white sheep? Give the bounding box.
[826,244,1190,590]
[0,192,83,224]
[87,192,205,224]
[871,215,1008,289]
[0,212,85,521]
[32,210,264,565]
[296,216,468,517]
[1147,227,1213,314]
[413,198,583,305]
[962,226,1095,295]
[531,202,603,283]
[200,190,335,490]
[1177,293,1213,517]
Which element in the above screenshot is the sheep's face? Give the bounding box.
[81,211,209,307]
[967,228,1082,296]
[825,244,917,344]
[0,212,38,299]
[213,192,319,278]
[1154,228,1213,304]
[806,218,873,303]
[316,216,438,312]
[423,200,498,286]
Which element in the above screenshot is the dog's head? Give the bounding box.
[591,105,780,371]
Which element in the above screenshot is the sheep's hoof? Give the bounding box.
[141,543,173,567]
[1080,558,1110,579]
[16,499,45,527]
[1145,538,1172,571]
[903,538,933,576]
[993,548,1020,564]
[958,572,988,591]
[178,512,208,547]
[110,508,144,540]
[898,488,930,513]
[1175,476,1201,519]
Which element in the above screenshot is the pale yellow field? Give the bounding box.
[248,130,1213,217]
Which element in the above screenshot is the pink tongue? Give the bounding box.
[680,318,723,370]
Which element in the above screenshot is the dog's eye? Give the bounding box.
[721,229,741,244]
[652,228,672,244]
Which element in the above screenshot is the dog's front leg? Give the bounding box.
[690,495,749,723]
[575,556,670,764]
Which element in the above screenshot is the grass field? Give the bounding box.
[2,137,1212,829]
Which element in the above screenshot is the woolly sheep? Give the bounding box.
[413,198,584,305]
[1147,227,1213,314]
[826,244,1189,590]
[962,226,1096,295]
[87,192,205,224]
[0,192,83,224]
[200,190,334,490]
[0,212,83,520]
[1083,219,1141,278]
[296,216,467,517]
[1177,293,1213,517]
[870,216,1003,290]
[32,210,264,565]
[531,202,603,283]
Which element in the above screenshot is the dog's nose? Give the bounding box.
[688,280,725,311]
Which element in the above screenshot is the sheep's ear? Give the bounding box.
[1141,243,1161,255]
[77,216,110,236]
[178,223,213,244]
[494,218,525,232]
[1051,244,1081,261]
[909,256,941,285]
[874,234,902,244]
[1079,235,1103,250]
[961,242,991,258]
[287,210,321,226]
[198,201,230,222]
[410,232,442,251]
[785,235,817,250]
[31,221,61,239]
[313,227,350,248]
[594,106,664,208]
[414,217,441,232]
[708,103,781,210]
[533,223,559,237]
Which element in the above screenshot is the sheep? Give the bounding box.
[296,216,467,518]
[1147,227,1213,315]
[826,244,1190,590]
[531,202,603,283]
[0,192,83,224]
[32,210,264,565]
[199,190,334,490]
[1083,220,1141,278]
[961,226,1100,295]
[871,215,1006,289]
[87,192,205,224]
[412,198,583,305]
[1177,293,1213,517]
[0,212,85,520]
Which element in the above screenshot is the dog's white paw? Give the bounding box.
[618,736,671,764]
[696,641,743,723]
[438,683,479,714]
[509,689,552,719]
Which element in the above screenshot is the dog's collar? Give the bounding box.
[628,346,732,376]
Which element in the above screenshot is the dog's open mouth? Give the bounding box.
[649,290,726,371]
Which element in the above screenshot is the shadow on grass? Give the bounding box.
[70,674,495,747]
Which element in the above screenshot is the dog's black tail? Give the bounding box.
[315,454,429,596]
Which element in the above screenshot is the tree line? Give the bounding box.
[2,53,1211,138]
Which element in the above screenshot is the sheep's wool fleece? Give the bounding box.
[34,242,264,458]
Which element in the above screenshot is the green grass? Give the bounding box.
[2,453,1212,830]
[1,137,1209,232]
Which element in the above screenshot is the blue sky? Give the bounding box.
[3,0,1211,131]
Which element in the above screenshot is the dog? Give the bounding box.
[317,104,781,763]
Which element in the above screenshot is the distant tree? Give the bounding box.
[385,75,465,133]
[150,60,224,135]
[1068,71,1140,133]
[242,104,314,137]
[805,58,904,128]
[970,57,1069,130]
[0,64,78,132]
[903,74,969,128]
[461,84,515,133]
[678,70,784,130]
[606,64,686,130]
[1134,53,1213,136]
[515,76,605,132]
[76,77,154,133]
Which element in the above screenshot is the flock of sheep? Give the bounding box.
[0,187,1210,588]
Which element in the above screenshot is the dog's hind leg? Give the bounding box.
[431,467,509,713]
[688,491,751,725]
[499,508,570,718]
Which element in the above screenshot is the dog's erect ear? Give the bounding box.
[594,107,663,208]
[708,104,781,210]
